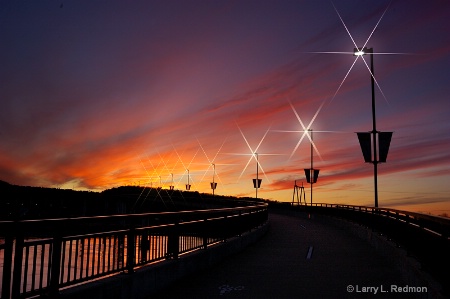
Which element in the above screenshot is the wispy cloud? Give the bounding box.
[0,1,449,214]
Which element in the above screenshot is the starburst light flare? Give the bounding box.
[286,100,324,160]
[237,125,270,182]
[309,1,404,106]
[132,152,172,209]
[172,144,200,189]
[195,136,232,193]
[273,100,347,162]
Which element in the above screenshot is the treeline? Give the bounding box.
[0,180,264,220]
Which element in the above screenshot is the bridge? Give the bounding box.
[1,201,449,299]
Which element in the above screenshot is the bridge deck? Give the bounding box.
[151,212,419,299]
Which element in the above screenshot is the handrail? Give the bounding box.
[296,202,450,239]
[0,203,267,236]
[0,203,268,299]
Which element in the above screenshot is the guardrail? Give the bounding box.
[291,203,450,295]
[0,203,268,299]
[295,203,450,239]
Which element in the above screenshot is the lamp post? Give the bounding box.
[355,47,378,207]
[354,47,392,208]
[304,129,319,205]
[210,163,217,196]
[186,169,191,191]
[170,173,174,190]
[252,153,262,199]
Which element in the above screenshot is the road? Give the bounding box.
[151,212,426,299]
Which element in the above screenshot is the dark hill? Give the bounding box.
[0,180,12,188]
[0,183,256,220]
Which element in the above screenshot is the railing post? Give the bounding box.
[2,235,14,299]
[48,235,63,298]
[238,211,242,236]
[11,234,24,299]
[203,218,208,250]
[140,231,150,263]
[222,215,228,242]
[166,222,179,259]
[126,228,136,273]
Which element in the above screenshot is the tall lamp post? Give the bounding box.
[252,153,262,199]
[210,163,217,196]
[304,129,319,205]
[170,173,174,190]
[354,47,392,208]
[186,169,191,190]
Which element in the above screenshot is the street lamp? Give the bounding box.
[186,169,191,191]
[210,163,217,196]
[252,153,262,199]
[354,47,393,208]
[304,129,320,205]
[169,173,174,190]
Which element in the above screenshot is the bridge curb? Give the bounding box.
[58,222,270,299]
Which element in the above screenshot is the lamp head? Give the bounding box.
[354,47,372,56]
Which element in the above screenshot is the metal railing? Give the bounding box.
[0,203,268,299]
[294,203,450,239]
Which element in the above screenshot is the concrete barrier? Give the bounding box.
[59,222,269,299]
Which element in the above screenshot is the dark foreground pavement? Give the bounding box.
[151,212,431,299]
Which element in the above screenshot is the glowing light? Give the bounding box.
[360,0,393,50]
[224,123,283,187]
[287,100,324,160]
[329,56,358,105]
[321,1,399,105]
[172,145,200,188]
[235,125,272,182]
[196,137,231,192]
[132,152,175,209]
[273,100,346,161]
[359,54,389,104]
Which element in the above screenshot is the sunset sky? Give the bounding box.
[1,1,449,215]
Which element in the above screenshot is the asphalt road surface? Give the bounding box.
[151,212,425,299]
